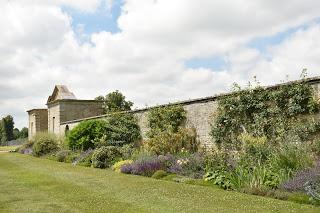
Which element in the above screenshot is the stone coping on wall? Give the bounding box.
[60,76,320,125]
[46,99,103,106]
[26,108,48,113]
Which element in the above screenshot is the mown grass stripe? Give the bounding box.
[0,153,319,213]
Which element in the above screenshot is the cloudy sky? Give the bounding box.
[1,0,320,129]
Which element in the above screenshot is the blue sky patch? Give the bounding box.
[248,18,320,54]
[184,56,228,70]
[62,0,123,36]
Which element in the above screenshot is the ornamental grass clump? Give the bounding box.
[269,142,313,174]
[32,132,59,157]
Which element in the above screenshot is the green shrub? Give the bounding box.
[131,149,153,161]
[32,133,59,157]
[91,115,141,148]
[67,120,108,150]
[144,128,198,155]
[92,146,121,168]
[204,149,235,172]
[105,113,141,146]
[311,139,320,156]
[65,152,80,163]
[46,153,58,161]
[56,150,71,162]
[112,160,133,173]
[151,170,168,179]
[229,164,288,190]
[91,135,109,148]
[45,150,80,164]
[204,170,233,190]
[67,115,141,151]
[238,133,271,163]
[118,144,136,160]
[18,140,34,154]
[76,151,94,167]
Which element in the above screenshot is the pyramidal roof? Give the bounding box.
[47,85,77,103]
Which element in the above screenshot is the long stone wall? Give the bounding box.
[60,77,320,147]
[60,98,218,147]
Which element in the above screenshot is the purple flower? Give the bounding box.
[120,163,133,174]
[281,161,320,192]
[131,158,164,176]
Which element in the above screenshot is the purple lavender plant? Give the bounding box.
[131,158,164,176]
[73,148,93,166]
[168,153,205,179]
[281,161,320,192]
[120,163,133,174]
[158,154,176,168]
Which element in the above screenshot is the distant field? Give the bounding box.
[0,153,318,213]
[0,146,19,152]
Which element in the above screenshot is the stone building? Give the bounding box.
[27,85,104,139]
[27,109,48,138]
[27,77,320,146]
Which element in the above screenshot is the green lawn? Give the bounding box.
[0,153,318,213]
[0,146,19,152]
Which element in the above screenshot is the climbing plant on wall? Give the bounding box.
[145,105,199,154]
[147,105,187,138]
[211,78,320,150]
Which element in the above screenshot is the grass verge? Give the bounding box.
[0,153,319,213]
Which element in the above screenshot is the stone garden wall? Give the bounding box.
[60,77,320,147]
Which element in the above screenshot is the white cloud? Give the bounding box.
[1,0,320,129]
[7,0,103,13]
[238,24,320,85]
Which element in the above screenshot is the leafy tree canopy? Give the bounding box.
[19,127,28,138]
[0,115,14,144]
[96,90,133,114]
[13,128,20,140]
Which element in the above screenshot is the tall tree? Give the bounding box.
[0,121,5,145]
[13,128,20,140]
[95,90,133,113]
[1,115,14,142]
[19,127,28,138]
